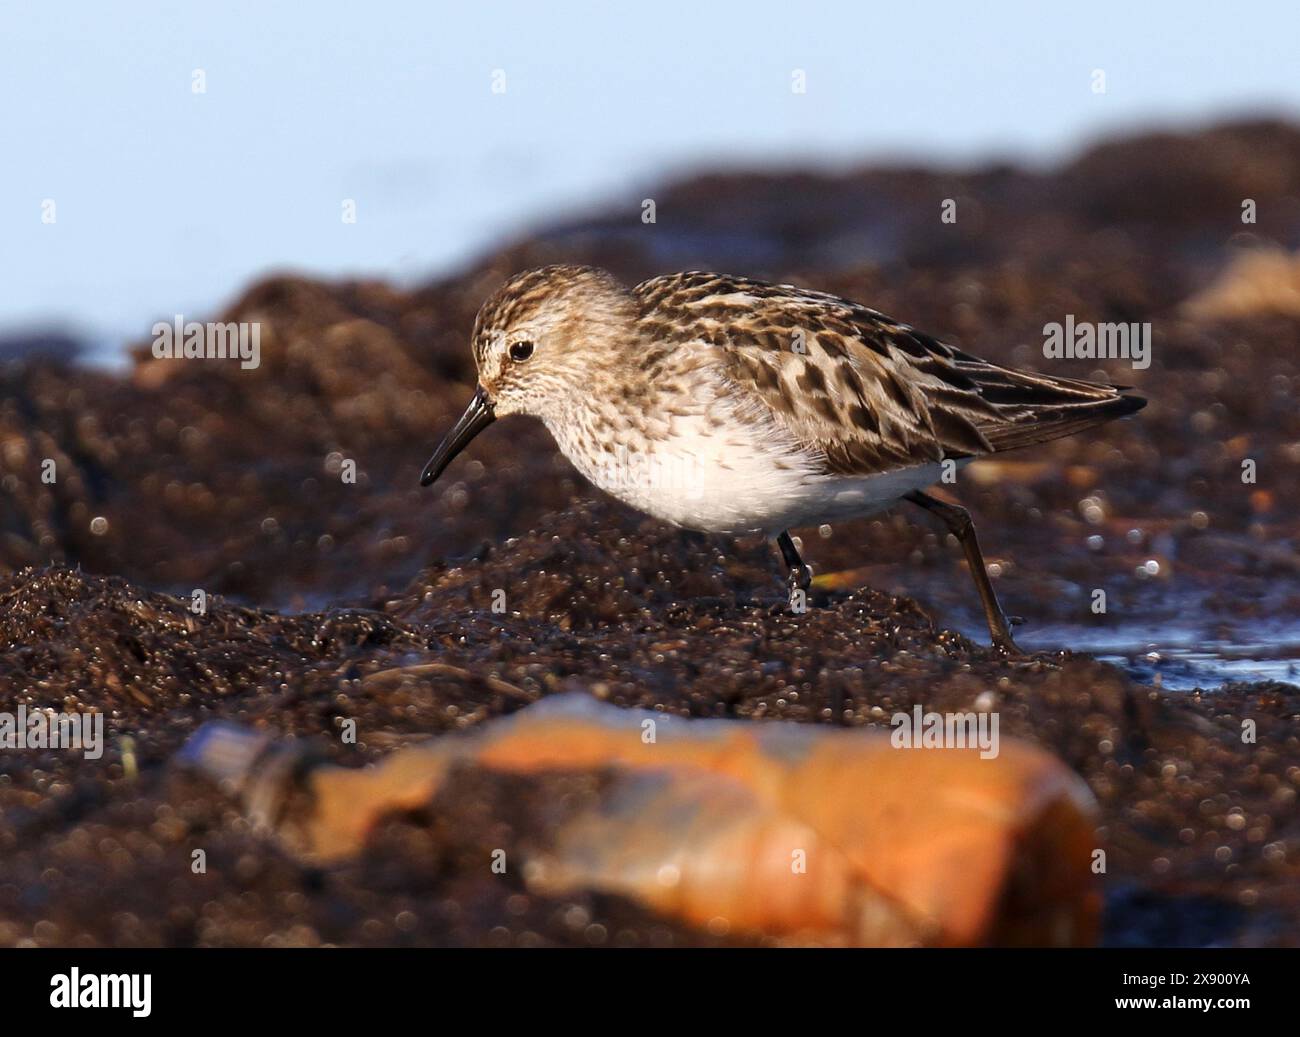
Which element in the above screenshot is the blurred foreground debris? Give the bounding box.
[1182,247,1300,319]
[180,693,1101,946]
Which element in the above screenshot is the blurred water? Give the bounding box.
[1018,621,1300,690]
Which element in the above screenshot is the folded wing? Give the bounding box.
[634,272,1145,477]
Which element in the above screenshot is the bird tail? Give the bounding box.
[963,364,1147,453]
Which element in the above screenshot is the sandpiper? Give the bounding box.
[421,266,1145,652]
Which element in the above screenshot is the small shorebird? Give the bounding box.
[421,266,1145,652]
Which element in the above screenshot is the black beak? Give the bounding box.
[420,386,496,486]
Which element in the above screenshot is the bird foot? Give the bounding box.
[991,635,1024,657]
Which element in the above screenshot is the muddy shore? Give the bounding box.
[1,120,1298,946]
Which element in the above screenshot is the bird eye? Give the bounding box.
[509,340,534,362]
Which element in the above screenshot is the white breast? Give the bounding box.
[545,383,953,535]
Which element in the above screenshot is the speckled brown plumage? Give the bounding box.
[629,269,1146,476]
[424,264,1147,651]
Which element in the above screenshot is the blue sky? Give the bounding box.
[1,0,1297,345]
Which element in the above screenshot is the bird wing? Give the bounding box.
[634,272,1145,476]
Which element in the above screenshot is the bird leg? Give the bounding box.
[776,530,813,613]
[904,490,1021,654]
